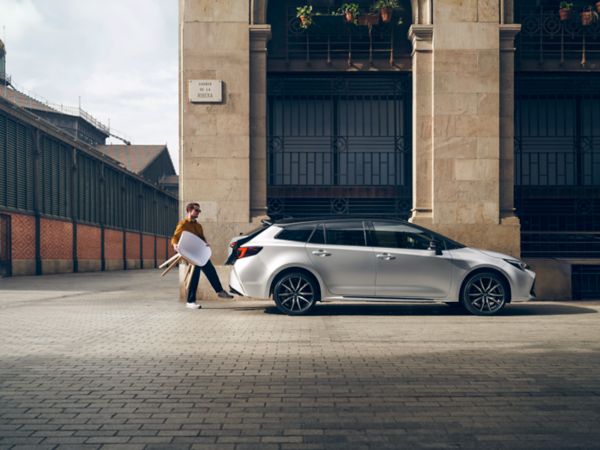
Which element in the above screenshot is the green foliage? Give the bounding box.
[374,0,401,8]
[338,2,360,15]
[296,5,313,28]
[559,1,573,9]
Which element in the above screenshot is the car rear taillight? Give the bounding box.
[236,246,263,260]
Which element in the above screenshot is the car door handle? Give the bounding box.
[312,250,331,257]
[376,253,396,261]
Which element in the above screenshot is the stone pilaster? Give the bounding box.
[408,25,434,223]
[249,25,271,220]
[410,0,521,257]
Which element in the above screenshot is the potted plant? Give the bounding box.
[580,5,598,25]
[559,1,573,20]
[338,3,360,24]
[296,5,313,29]
[374,0,400,23]
[596,0,600,12]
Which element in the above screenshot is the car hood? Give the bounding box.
[451,247,516,261]
[472,248,516,261]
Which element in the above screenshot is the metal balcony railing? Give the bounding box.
[516,6,600,67]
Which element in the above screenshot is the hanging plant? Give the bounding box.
[580,5,598,25]
[558,1,573,20]
[296,5,314,29]
[374,0,400,23]
[338,3,360,24]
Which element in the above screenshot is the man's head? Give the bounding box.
[185,202,201,220]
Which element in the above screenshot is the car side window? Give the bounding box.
[275,224,315,243]
[309,224,325,244]
[324,221,366,247]
[371,222,433,250]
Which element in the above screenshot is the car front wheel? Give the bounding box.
[461,272,507,316]
[273,272,318,316]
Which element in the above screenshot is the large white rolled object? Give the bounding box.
[178,231,212,267]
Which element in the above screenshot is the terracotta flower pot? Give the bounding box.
[596,1,600,13]
[299,15,310,27]
[559,8,571,20]
[380,7,393,23]
[581,11,593,25]
[344,11,355,23]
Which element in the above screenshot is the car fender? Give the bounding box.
[452,263,513,301]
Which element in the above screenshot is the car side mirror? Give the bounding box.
[428,239,443,256]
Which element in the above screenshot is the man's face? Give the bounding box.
[189,205,201,220]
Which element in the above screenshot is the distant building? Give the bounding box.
[0,39,178,277]
[96,144,179,194]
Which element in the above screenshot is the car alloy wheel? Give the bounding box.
[461,272,507,316]
[273,272,317,315]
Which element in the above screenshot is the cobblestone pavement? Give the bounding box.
[1,269,600,450]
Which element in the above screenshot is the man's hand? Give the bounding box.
[173,244,179,252]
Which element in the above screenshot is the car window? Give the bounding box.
[275,224,315,243]
[371,222,433,250]
[324,221,366,247]
[309,224,325,244]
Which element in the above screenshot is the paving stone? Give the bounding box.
[0,270,599,449]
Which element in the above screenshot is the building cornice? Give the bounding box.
[408,25,434,56]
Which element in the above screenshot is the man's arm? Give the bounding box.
[171,221,185,249]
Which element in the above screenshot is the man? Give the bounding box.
[172,202,233,309]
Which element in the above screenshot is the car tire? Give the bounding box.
[273,272,318,316]
[460,272,508,316]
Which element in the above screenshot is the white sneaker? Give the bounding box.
[186,302,201,309]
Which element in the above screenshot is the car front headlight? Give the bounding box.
[504,259,529,271]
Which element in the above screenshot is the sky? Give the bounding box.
[0,0,180,172]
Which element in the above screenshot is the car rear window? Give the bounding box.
[275,224,315,242]
[325,222,366,246]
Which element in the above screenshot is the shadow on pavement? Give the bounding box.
[264,302,598,316]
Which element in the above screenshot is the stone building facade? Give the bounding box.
[180,0,600,300]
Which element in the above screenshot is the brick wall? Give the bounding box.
[6,212,36,275]
[41,218,73,274]
[41,218,72,260]
[3,212,170,276]
[77,224,101,260]
[156,237,167,264]
[142,234,156,268]
[10,213,35,260]
[104,229,123,260]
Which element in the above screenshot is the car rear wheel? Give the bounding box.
[461,272,507,316]
[273,272,318,316]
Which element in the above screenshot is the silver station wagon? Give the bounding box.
[227,218,536,316]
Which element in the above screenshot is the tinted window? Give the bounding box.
[372,222,432,250]
[276,224,315,242]
[309,224,325,244]
[325,222,366,246]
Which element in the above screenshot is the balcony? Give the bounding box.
[267,2,412,72]
[516,5,600,70]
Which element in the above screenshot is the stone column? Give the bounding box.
[499,25,521,222]
[180,0,252,262]
[410,0,521,257]
[408,25,434,224]
[249,25,271,220]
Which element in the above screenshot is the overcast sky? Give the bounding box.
[1,0,180,172]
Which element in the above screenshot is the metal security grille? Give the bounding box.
[267,74,411,219]
[515,75,600,257]
[0,213,10,277]
[572,265,600,299]
[0,108,178,237]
